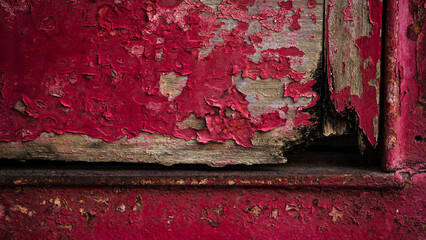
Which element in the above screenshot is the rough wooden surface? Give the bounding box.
[0,0,383,165]
[325,0,382,148]
[0,0,324,166]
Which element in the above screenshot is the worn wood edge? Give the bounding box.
[0,129,301,166]
[0,135,397,188]
[0,124,321,166]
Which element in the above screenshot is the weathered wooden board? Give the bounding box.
[325,0,382,150]
[0,0,324,165]
[0,0,383,165]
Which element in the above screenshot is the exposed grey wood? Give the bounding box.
[324,0,380,149]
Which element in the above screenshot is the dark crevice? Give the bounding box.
[280,53,324,154]
[378,0,388,164]
[319,0,373,162]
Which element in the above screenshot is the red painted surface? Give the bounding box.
[0,174,424,239]
[382,0,426,170]
[0,0,320,147]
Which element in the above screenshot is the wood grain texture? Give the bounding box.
[325,0,382,148]
[0,0,383,165]
[0,0,324,165]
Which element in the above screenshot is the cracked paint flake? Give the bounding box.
[0,0,321,148]
[328,206,344,222]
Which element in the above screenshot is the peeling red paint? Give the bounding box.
[279,1,293,11]
[342,60,346,75]
[284,80,319,108]
[0,0,319,147]
[342,6,354,22]
[290,8,303,31]
[0,1,424,238]
[311,13,317,23]
[342,0,354,22]
[353,0,382,146]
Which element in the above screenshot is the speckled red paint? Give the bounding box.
[342,0,354,21]
[0,172,425,239]
[0,0,317,147]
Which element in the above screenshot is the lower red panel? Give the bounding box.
[0,173,424,239]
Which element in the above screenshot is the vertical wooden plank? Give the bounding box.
[325,0,382,149]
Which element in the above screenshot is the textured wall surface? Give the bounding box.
[0,177,424,239]
[0,0,425,238]
[0,0,321,146]
[0,0,327,165]
[382,0,426,170]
